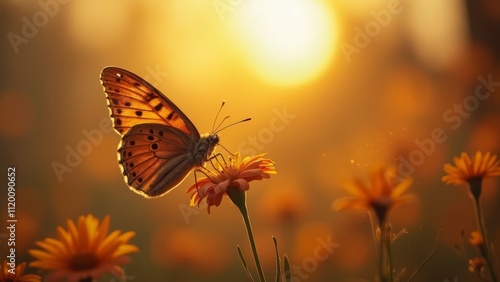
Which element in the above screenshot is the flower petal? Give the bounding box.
[29,215,137,282]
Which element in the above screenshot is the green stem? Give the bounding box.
[368,212,381,273]
[241,204,266,282]
[473,196,498,282]
[228,188,266,282]
[386,224,394,282]
[379,222,393,282]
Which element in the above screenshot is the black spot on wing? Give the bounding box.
[146,93,155,102]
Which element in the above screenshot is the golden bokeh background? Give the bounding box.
[1,0,500,280]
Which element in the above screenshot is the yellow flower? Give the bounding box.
[469,230,484,247]
[333,166,414,223]
[29,214,138,282]
[442,151,500,185]
[0,260,41,282]
[187,153,276,213]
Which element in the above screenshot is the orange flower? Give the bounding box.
[469,230,484,247]
[0,260,41,282]
[333,166,414,223]
[187,153,276,213]
[29,214,138,282]
[442,151,500,185]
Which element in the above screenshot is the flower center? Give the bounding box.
[467,177,483,199]
[69,252,100,271]
[371,196,392,223]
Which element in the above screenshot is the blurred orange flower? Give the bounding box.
[469,230,484,247]
[0,261,41,282]
[258,186,309,224]
[187,152,276,213]
[442,151,500,185]
[333,166,414,223]
[150,227,230,276]
[29,214,138,282]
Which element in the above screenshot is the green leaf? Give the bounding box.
[273,236,281,282]
[284,255,291,282]
[237,245,255,282]
[408,229,443,281]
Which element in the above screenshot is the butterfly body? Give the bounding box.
[100,67,219,198]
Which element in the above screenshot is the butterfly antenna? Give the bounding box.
[214,118,251,134]
[214,115,230,132]
[212,101,226,133]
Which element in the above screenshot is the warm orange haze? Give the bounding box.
[1,0,500,281]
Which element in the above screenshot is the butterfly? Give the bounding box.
[100,66,234,198]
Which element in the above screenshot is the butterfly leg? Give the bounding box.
[207,152,226,173]
[193,168,216,197]
[217,143,236,157]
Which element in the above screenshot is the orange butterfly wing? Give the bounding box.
[100,67,217,198]
[118,124,206,198]
[100,67,199,137]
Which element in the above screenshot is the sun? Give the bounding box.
[233,0,337,87]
